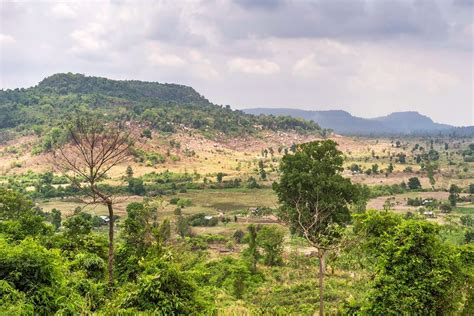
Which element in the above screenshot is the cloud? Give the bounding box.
[292,54,324,78]
[148,44,186,67]
[0,34,15,44]
[70,23,108,58]
[228,57,280,75]
[0,0,472,125]
[51,3,76,19]
[235,0,284,10]
[189,50,219,79]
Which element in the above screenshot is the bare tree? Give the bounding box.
[53,115,134,286]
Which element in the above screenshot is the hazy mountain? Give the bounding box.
[243,108,455,135]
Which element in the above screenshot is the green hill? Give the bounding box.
[0,73,325,137]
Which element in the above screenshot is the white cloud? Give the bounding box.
[0,33,15,44]
[292,54,324,78]
[51,3,76,19]
[189,50,219,79]
[70,23,107,56]
[228,58,280,75]
[348,53,459,93]
[149,52,186,67]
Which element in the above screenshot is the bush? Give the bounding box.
[407,177,422,190]
[116,259,206,314]
[188,213,218,227]
[71,252,106,280]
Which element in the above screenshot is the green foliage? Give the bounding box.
[0,73,324,137]
[122,202,159,255]
[407,177,422,190]
[71,252,106,280]
[460,215,473,227]
[245,224,260,273]
[274,140,361,247]
[200,256,259,299]
[188,213,219,227]
[257,225,285,266]
[64,212,93,237]
[0,237,85,314]
[114,258,206,314]
[0,188,34,220]
[176,215,190,238]
[50,208,61,230]
[353,217,468,315]
[127,177,146,195]
[449,184,461,207]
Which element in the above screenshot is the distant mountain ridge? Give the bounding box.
[243,108,456,135]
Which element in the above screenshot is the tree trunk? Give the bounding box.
[107,201,114,286]
[318,249,325,316]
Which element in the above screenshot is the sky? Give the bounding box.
[0,0,473,126]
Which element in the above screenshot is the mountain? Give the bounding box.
[243,108,455,136]
[0,73,324,137]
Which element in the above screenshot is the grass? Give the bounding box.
[454,204,474,215]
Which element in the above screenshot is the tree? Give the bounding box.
[0,238,79,314]
[362,221,465,315]
[449,184,461,207]
[245,224,259,273]
[407,177,422,190]
[460,215,473,227]
[176,215,190,238]
[0,188,34,220]
[387,163,394,174]
[64,212,93,236]
[257,225,285,266]
[258,160,266,180]
[53,115,134,286]
[141,128,152,139]
[440,202,452,213]
[125,165,134,178]
[371,164,379,174]
[273,140,361,316]
[122,202,158,256]
[383,197,395,212]
[51,209,61,230]
[216,172,224,183]
[127,178,145,195]
[158,218,171,242]
[233,229,245,243]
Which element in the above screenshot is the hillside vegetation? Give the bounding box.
[0,73,325,138]
[0,74,473,315]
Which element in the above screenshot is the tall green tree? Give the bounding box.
[245,224,259,273]
[257,225,285,266]
[449,184,461,207]
[273,140,360,316]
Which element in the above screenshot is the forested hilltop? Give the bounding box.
[0,73,325,137]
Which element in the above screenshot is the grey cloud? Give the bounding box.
[206,0,458,43]
[234,0,284,10]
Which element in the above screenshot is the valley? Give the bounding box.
[0,74,472,315]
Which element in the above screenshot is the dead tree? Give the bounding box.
[53,115,134,286]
